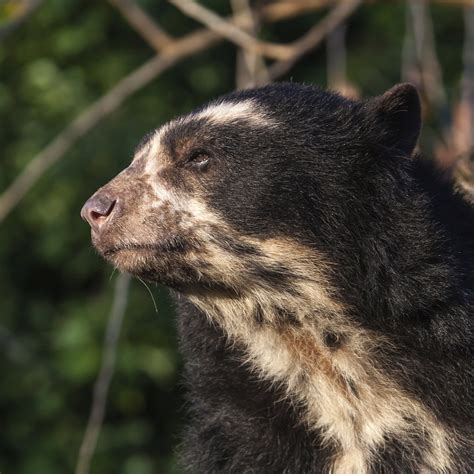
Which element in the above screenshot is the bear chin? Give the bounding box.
[99,246,223,292]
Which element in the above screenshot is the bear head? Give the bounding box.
[81,83,421,299]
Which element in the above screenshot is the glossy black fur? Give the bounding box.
[167,84,473,472]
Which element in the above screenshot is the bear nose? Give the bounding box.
[81,194,117,233]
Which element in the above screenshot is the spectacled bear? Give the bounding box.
[82,83,474,473]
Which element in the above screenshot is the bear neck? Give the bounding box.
[184,244,457,473]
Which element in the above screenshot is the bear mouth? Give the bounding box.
[103,243,163,257]
[98,240,217,290]
[100,245,162,273]
[102,239,190,258]
[97,243,177,280]
[95,236,195,276]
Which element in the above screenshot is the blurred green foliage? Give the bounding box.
[0,1,466,472]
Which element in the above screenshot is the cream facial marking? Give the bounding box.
[192,99,276,127]
[127,100,277,219]
[134,99,275,163]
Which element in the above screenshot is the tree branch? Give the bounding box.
[327,22,347,89]
[168,0,295,60]
[0,0,43,41]
[267,0,362,81]
[169,0,361,84]
[259,0,334,22]
[231,0,269,88]
[108,0,172,51]
[461,4,474,148]
[408,0,447,111]
[75,273,131,474]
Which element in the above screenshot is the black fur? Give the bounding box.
[175,84,473,472]
[83,83,474,472]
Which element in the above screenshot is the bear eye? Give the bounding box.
[185,149,210,169]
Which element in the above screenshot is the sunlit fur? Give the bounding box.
[186,237,454,473]
[84,83,474,473]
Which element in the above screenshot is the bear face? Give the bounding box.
[81,83,421,297]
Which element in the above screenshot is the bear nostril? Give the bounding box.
[94,199,116,219]
[81,195,118,233]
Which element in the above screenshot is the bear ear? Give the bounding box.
[370,83,421,156]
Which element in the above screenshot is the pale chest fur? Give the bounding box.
[189,289,455,474]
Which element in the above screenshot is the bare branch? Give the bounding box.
[261,0,474,18]
[408,0,447,111]
[326,23,347,90]
[169,0,361,84]
[326,20,359,99]
[461,4,474,148]
[75,273,131,474]
[267,0,362,81]
[231,0,269,88]
[108,0,172,51]
[443,7,474,195]
[0,0,43,41]
[435,0,474,5]
[260,0,333,22]
[169,0,294,60]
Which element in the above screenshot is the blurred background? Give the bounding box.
[0,0,472,473]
